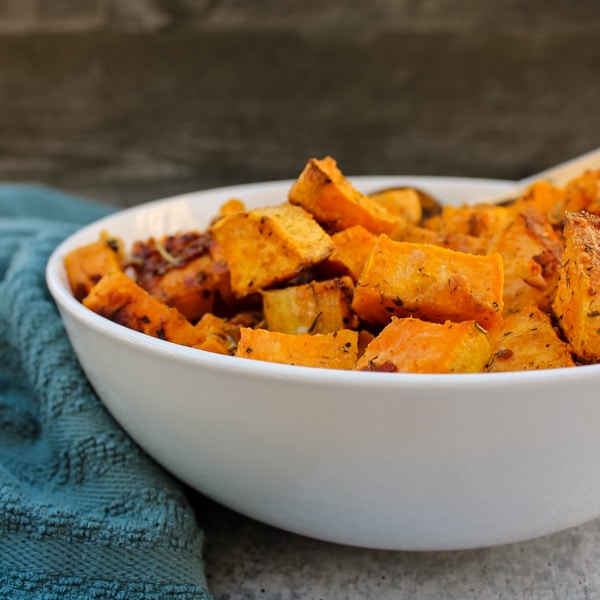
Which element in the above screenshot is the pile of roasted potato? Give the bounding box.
[64,157,600,373]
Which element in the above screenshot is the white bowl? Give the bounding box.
[46,176,600,550]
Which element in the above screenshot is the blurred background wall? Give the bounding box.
[0,0,598,206]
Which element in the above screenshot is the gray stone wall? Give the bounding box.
[0,0,598,205]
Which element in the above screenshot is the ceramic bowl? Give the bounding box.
[46,176,600,550]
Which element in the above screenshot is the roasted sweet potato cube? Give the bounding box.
[355,317,491,373]
[357,329,375,360]
[423,204,512,239]
[262,276,359,335]
[553,211,600,363]
[319,225,376,281]
[194,312,243,355]
[83,271,204,347]
[236,328,358,370]
[352,235,504,327]
[486,306,574,372]
[136,254,216,322]
[209,202,334,298]
[64,232,123,301]
[487,205,564,314]
[218,198,245,215]
[128,231,218,322]
[394,223,487,255]
[563,169,600,215]
[288,157,402,235]
[511,181,568,226]
[368,187,422,225]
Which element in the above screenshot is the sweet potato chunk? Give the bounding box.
[139,254,216,322]
[486,306,575,372]
[355,317,491,373]
[394,223,487,255]
[423,204,512,239]
[352,235,504,327]
[83,271,204,347]
[64,232,123,301]
[553,211,600,362]
[236,328,358,370]
[487,205,564,314]
[127,232,217,322]
[194,312,246,355]
[511,181,568,226]
[288,157,402,235]
[209,202,334,298]
[262,276,359,335]
[563,169,600,216]
[319,225,376,282]
[368,187,422,225]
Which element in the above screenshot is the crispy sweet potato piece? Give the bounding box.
[352,235,504,327]
[288,157,402,235]
[128,231,216,322]
[368,187,422,225]
[262,276,359,335]
[209,202,334,298]
[319,225,376,282]
[423,204,513,239]
[487,204,564,314]
[510,171,600,226]
[486,306,574,372]
[553,211,600,363]
[64,232,123,301]
[236,327,358,370]
[424,201,564,314]
[194,312,243,355]
[138,254,216,322]
[357,329,375,360]
[355,317,491,373]
[563,169,600,216]
[83,270,204,347]
[218,198,245,215]
[394,223,487,255]
[511,181,568,226]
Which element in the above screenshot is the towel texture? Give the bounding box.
[0,186,211,599]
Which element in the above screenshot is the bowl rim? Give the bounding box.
[46,175,600,389]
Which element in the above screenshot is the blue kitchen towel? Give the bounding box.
[0,185,212,599]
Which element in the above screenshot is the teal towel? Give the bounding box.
[0,185,212,599]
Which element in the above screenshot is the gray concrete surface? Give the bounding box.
[196,493,600,599]
[2,1,600,597]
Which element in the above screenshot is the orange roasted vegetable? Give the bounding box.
[352,235,504,328]
[553,211,600,363]
[262,276,359,335]
[355,317,491,374]
[486,306,575,372]
[487,204,564,314]
[319,225,376,282]
[209,202,334,298]
[64,232,123,301]
[394,223,487,255]
[368,187,422,225]
[236,327,358,370]
[127,231,218,323]
[288,156,402,235]
[194,310,263,355]
[83,270,204,347]
[563,169,600,215]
